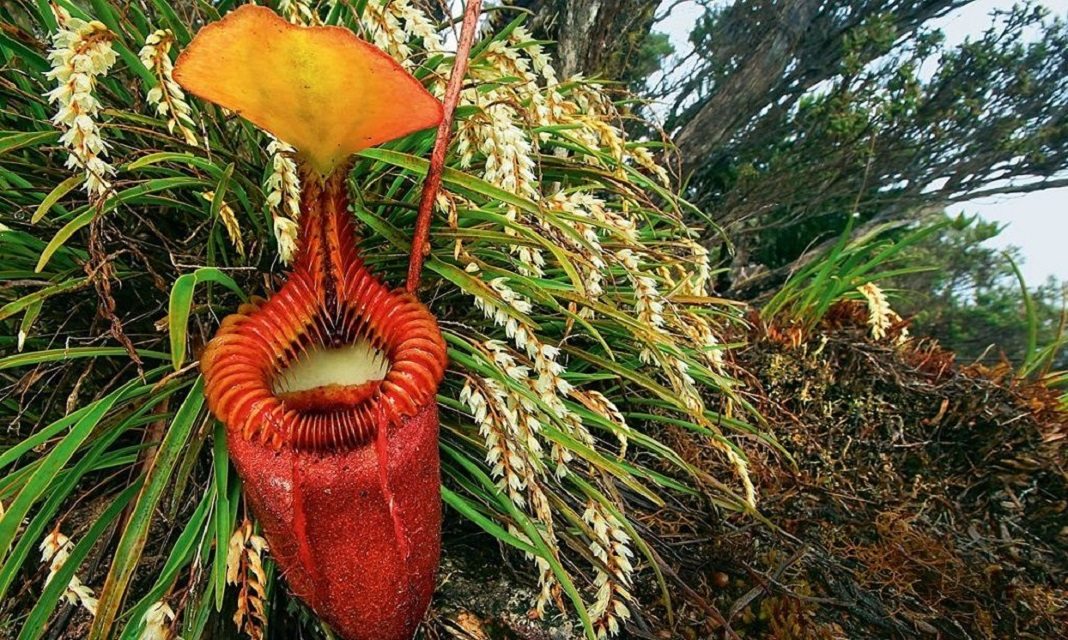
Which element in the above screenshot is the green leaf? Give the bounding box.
[89,377,206,640]
[0,130,59,155]
[441,443,596,640]
[0,383,128,559]
[359,148,538,216]
[211,421,237,612]
[0,32,50,71]
[428,261,540,330]
[18,479,143,640]
[0,347,170,371]
[148,0,192,42]
[127,152,228,179]
[35,178,212,273]
[168,267,246,370]
[442,487,538,554]
[31,175,82,223]
[210,163,235,224]
[0,278,88,322]
[1006,253,1040,376]
[0,380,152,473]
[16,298,43,352]
[34,210,94,273]
[0,409,156,603]
[119,484,214,639]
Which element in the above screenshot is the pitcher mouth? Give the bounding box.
[273,340,388,412]
[200,172,447,452]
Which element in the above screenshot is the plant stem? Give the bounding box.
[406,0,483,295]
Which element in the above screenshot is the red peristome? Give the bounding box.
[200,169,447,639]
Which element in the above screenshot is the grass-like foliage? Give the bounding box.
[0,1,761,637]
[761,218,945,336]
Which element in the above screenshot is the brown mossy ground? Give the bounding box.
[428,302,1066,639]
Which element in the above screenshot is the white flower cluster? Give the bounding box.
[226,519,269,640]
[615,248,686,393]
[139,29,198,147]
[680,238,712,296]
[359,0,442,68]
[625,144,671,186]
[451,23,681,312]
[46,10,118,197]
[458,97,544,274]
[565,83,671,186]
[456,95,538,199]
[471,27,562,130]
[583,501,635,638]
[264,136,302,263]
[616,249,666,343]
[676,310,726,373]
[656,241,726,372]
[544,192,608,302]
[475,279,574,397]
[39,531,98,616]
[469,278,590,468]
[459,373,562,614]
[471,275,531,334]
[573,389,632,459]
[858,282,907,343]
[455,29,551,276]
[139,601,176,640]
[460,375,543,508]
[273,217,299,265]
[442,16,750,626]
[615,250,753,505]
[465,273,619,614]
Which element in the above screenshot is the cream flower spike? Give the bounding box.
[173,5,442,175]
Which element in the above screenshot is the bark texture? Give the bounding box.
[495,0,660,78]
[672,0,968,178]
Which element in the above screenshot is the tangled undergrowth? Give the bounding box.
[421,303,1066,639]
[641,303,1066,640]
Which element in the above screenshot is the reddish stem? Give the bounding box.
[406,0,484,294]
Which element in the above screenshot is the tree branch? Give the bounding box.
[948,176,1068,203]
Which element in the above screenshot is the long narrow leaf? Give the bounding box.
[0,385,129,558]
[89,377,205,639]
[168,268,246,369]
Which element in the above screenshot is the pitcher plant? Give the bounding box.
[174,6,447,639]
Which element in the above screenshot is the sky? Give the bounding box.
[654,0,1067,285]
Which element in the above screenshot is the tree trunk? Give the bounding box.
[495,0,660,79]
[673,0,822,178]
[672,0,969,181]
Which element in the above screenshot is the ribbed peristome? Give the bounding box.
[200,170,447,451]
